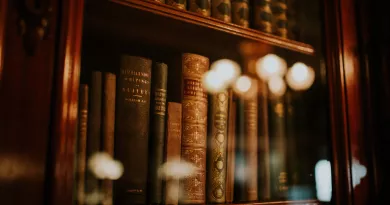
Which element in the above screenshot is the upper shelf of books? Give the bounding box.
[84,0,315,57]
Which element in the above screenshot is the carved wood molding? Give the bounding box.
[18,0,52,55]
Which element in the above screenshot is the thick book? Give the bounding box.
[164,102,182,205]
[231,0,249,28]
[269,96,288,200]
[77,84,89,205]
[211,0,232,22]
[102,72,116,205]
[258,80,271,201]
[114,55,152,204]
[148,62,168,204]
[207,91,229,203]
[86,71,102,195]
[189,0,211,16]
[253,0,273,33]
[180,53,209,204]
[226,92,236,203]
[243,85,258,202]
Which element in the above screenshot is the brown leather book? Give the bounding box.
[102,72,116,205]
[189,0,211,16]
[258,80,271,201]
[225,92,236,203]
[253,0,273,33]
[211,0,232,22]
[148,62,168,204]
[166,0,187,10]
[164,102,182,205]
[207,91,229,203]
[180,53,209,204]
[86,71,102,195]
[231,0,249,28]
[243,84,258,202]
[114,55,152,205]
[77,84,88,205]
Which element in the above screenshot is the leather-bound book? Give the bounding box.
[86,71,102,195]
[180,53,209,204]
[272,0,287,38]
[102,72,116,205]
[164,102,182,205]
[148,62,168,204]
[212,0,232,22]
[189,0,211,16]
[77,84,89,205]
[225,92,236,203]
[207,91,229,203]
[167,0,186,10]
[243,85,258,202]
[257,80,271,201]
[114,55,152,204]
[269,96,288,200]
[231,0,249,28]
[253,0,273,33]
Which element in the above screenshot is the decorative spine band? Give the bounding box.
[254,0,273,33]
[273,0,287,38]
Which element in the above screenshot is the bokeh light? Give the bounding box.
[158,158,198,179]
[202,70,228,94]
[256,54,287,81]
[88,152,124,180]
[286,62,315,91]
[211,59,241,85]
[268,75,286,97]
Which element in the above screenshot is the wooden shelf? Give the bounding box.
[84,0,314,58]
[235,200,321,205]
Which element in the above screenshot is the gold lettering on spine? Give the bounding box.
[154,89,167,115]
[121,70,150,104]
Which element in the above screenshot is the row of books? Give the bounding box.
[75,53,289,205]
[160,0,289,38]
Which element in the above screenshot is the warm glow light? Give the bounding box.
[234,75,252,93]
[158,158,198,179]
[268,75,286,96]
[286,62,315,91]
[256,54,287,81]
[352,158,367,188]
[202,70,228,93]
[315,160,332,202]
[211,59,241,84]
[88,152,124,180]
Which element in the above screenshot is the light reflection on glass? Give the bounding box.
[314,160,332,202]
[88,152,124,180]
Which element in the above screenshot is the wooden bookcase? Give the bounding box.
[0,0,384,204]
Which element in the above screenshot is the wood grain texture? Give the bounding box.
[0,0,58,204]
[108,0,314,54]
[47,0,84,205]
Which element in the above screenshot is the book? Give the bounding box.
[269,96,288,200]
[179,53,209,204]
[167,0,186,10]
[234,98,246,202]
[86,71,102,195]
[272,0,287,38]
[114,55,152,204]
[225,92,236,203]
[102,72,116,205]
[243,84,258,201]
[231,0,249,28]
[257,80,271,201]
[189,0,211,16]
[148,62,168,204]
[164,102,182,205]
[77,84,89,205]
[207,91,229,203]
[212,0,232,22]
[253,0,273,33]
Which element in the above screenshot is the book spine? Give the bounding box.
[234,98,246,202]
[102,72,116,205]
[86,71,102,194]
[77,84,89,205]
[257,80,271,201]
[269,96,288,200]
[212,0,232,22]
[253,0,273,33]
[164,102,182,205]
[243,84,258,201]
[180,53,209,204]
[272,0,287,38]
[231,0,249,28]
[167,0,187,10]
[207,91,229,203]
[189,0,211,16]
[114,55,152,204]
[225,92,236,203]
[149,62,168,204]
